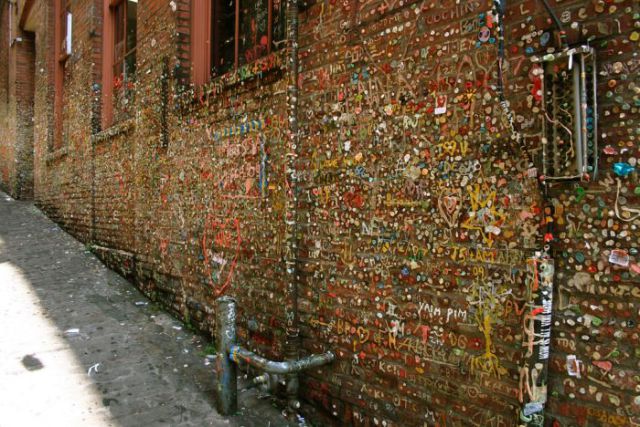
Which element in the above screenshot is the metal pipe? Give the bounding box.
[215,296,238,415]
[284,0,301,411]
[579,52,588,175]
[540,65,549,177]
[537,0,567,48]
[530,45,594,63]
[8,1,11,46]
[591,52,598,180]
[215,297,334,415]
[572,58,583,176]
[543,174,585,182]
[493,0,533,171]
[229,345,335,375]
[551,64,560,174]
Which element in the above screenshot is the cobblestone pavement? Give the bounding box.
[0,192,296,427]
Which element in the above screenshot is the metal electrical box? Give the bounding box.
[533,46,598,181]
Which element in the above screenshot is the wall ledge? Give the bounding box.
[177,51,286,116]
[45,146,69,164]
[91,118,136,145]
[89,243,136,281]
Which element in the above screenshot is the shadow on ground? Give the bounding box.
[0,192,296,427]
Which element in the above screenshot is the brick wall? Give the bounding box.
[8,0,640,425]
[296,1,539,424]
[0,3,13,192]
[0,2,35,199]
[528,1,640,426]
[14,30,35,199]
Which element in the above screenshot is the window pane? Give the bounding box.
[113,61,123,80]
[238,0,268,66]
[112,0,136,124]
[272,0,285,45]
[65,11,72,55]
[125,52,136,81]
[125,0,137,80]
[114,4,125,65]
[212,0,235,76]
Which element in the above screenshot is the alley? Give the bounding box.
[0,192,293,427]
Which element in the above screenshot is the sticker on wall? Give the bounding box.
[435,94,448,115]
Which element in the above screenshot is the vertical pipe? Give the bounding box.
[579,53,588,176]
[550,63,560,174]
[572,59,583,176]
[541,62,548,178]
[215,296,238,415]
[91,132,96,243]
[284,0,300,410]
[160,57,169,148]
[234,0,239,70]
[538,0,567,48]
[591,52,598,180]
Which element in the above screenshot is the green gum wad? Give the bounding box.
[590,316,602,327]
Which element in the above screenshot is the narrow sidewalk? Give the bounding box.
[0,192,294,427]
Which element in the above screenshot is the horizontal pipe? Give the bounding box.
[530,45,594,63]
[229,345,335,375]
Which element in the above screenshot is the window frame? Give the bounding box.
[190,0,282,86]
[53,0,70,149]
[112,0,136,86]
[101,0,137,129]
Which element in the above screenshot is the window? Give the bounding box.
[191,0,285,85]
[102,0,137,128]
[113,0,137,90]
[53,0,71,149]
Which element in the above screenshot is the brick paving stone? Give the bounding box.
[0,192,297,427]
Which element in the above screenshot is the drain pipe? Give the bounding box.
[216,0,316,416]
[283,0,302,412]
[215,297,335,415]
[215,296,238,415]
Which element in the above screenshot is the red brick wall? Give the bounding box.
[0,2,35,199]
[525,1,640,426]
[296,1,536,424]
[33,0,93,238]
[13,0,640,425]
[14,30,35,199]
[0,3,13,191]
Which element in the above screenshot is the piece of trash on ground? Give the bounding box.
[87,363,101,376]
[64,328,80,337]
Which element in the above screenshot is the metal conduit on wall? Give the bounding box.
[215,297,335,415]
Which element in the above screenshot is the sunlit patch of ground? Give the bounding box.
[0,261,118,426]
